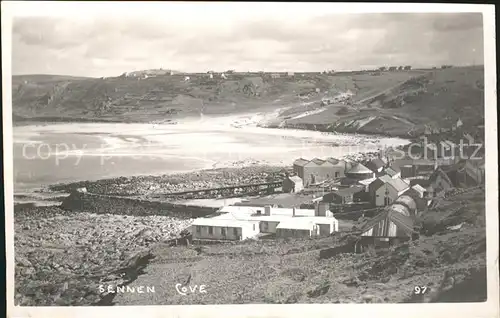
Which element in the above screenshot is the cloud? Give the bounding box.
[11,12,485,77]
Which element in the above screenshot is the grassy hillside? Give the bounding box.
[12,72,331,123]
[281,66,484,137]
[12,67,484,137]
[110,188,486,305]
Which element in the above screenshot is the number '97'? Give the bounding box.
[414,286,428,294]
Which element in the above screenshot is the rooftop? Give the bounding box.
[293,158,310,167]
[311,158,326,165]
[219,205,316,217]
[366,158,385,171]
[192,218,259,228]
[346,163,373,174]
[330,186,364,197]
[411,184,427,194]
[276,218,315,230]
[369,175,392,191]
[361,209,415,236]
[358,177,377,186]
[287,176,303,184]
[326,157,341,165]
[385,167,399,177]
[387,178,410,192]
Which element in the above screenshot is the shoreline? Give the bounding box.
[14,114,408,204]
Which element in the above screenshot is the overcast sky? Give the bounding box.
[11,3,484,77]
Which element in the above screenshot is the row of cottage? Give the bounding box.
[286,155,484,203]
[189,155,484,243]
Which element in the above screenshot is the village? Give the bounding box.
[190,125,485,250]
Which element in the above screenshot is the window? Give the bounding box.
[196,226,201,234]
[221,228,226,237]
[208,226,213,235]
[335,172,339,178]
[233,228,238,236]
[253,224,256,231]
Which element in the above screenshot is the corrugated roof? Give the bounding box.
[361,209,415,236]
[293,158,310,167]
[346,163,373,174]
[192,218,258,227]
[387,178,410,193]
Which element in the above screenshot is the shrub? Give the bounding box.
[336,106,349,115]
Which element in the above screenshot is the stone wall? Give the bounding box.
[61,190,217,219]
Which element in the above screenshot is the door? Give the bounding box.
[384,197,391,206]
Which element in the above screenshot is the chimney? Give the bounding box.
[292,207,296,217]
[264,205,271,216]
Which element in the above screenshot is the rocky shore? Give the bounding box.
[14,205,193,306]
[48,165,291,197]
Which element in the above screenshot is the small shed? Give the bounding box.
[323,186,364,204]
[282,176,304,193]
[359,209,416,247]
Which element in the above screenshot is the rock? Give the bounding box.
[16,256,33,267]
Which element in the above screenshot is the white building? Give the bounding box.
[191,218,260,241]
[184,76,190,82]
[193,203,339,240]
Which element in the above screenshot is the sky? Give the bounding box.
[9,3,485,78]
